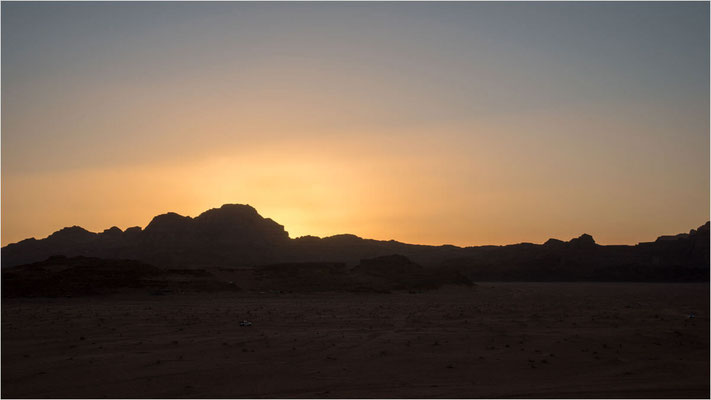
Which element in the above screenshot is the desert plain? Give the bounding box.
[2,282,708,398]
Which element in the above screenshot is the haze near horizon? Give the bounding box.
[2,2,709,247]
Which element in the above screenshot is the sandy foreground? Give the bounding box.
[2,283,708,398]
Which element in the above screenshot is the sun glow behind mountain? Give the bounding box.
[2,2,709,247]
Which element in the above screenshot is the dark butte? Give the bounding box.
[2,204,708,283]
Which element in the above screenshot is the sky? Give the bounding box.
[2,1,709,247]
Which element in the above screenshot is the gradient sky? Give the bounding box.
[2,1,709,247]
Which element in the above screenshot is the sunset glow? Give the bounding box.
[2,2,709,247]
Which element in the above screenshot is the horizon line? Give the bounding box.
[3,203,708,250]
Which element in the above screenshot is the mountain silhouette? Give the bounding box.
[2,204,708,282]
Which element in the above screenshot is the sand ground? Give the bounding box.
[2,283,708,398]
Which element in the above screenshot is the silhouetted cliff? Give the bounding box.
[2,204,708,282]
[2,204,289,267]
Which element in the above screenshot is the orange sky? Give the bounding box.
[2,2,709,247]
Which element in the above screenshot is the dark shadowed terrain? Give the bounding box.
[2,284,708,398]
[2,204,709,398]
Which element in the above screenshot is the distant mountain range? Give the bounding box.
[2,204,709,281]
